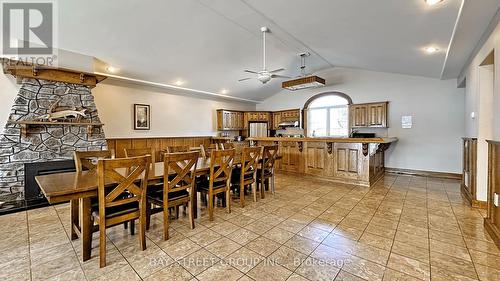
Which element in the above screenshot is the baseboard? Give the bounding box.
[385,167,462,180]
[484,218,500,249]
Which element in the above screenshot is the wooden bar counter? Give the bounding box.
[248,137,398,187]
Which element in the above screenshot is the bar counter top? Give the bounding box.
[246,137,398,144]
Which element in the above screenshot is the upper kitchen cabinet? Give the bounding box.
[271,109,300,130]
[247,111,270,122]
[349,102,388,128]
[216,109,244,130]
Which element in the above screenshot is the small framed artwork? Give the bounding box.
[134,104,150,130]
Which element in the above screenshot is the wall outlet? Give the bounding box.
[494,193,499,207]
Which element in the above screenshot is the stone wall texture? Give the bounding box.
[0,78,107,203]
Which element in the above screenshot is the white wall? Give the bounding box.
[256,67,465,173]
[460,19,500,201]
[0,75,256,139]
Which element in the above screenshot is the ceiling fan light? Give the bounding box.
[425,0,443,6]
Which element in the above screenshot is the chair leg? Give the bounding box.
[139,209,146,251]
[163,199,170,240]
[260,178,265,199]
[272,175,276,195]
[189,200,195,230]
[208,194,214,221]
[99,223,106,268]
[130,219,135,235]
[226,189,231,214]
[124,221,128,230]
[240,184,245,208]
[145,202,151,231]
[175,206,179,219]
[252,182,257,202]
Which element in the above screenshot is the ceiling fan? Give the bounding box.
[239,27,290,84]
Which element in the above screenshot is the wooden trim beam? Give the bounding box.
[3,60,106,87]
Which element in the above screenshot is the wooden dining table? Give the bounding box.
[35,155,270,261]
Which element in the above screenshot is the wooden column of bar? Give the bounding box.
[485,140,500,247]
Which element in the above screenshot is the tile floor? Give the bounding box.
[1,173,499,281]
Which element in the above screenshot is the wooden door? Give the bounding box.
[368,103,387,127]
[333,143,362,180]
[350,105,368,127]
[305,142,326,176]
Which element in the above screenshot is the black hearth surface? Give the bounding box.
[0,160,76,216]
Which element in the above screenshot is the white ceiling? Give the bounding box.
[58,0,500,101]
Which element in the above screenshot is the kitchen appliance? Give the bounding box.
[238,27,290,84]
[249,122,268,137]
[234,136,245,142]
[351,132,376,138]
[278,120,300,127]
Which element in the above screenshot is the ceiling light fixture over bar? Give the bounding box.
[425,0,444,6]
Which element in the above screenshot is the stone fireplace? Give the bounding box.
[0,78,107,212]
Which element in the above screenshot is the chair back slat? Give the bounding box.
[165,145,190,153]
[219,143,234,150]
[97,156,151,212]
[164,151,199,194]
[262,145,279,171]
[241,146,263,180]
[74,150,113,172]
[209,149,235,189]
[200,144,217,159]
[124,148,156,163]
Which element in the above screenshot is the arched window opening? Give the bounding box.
[304,92,352,137]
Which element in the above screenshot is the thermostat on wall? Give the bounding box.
[402,116,412,129]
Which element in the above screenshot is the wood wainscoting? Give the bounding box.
[461,138,485,209]
[485,140,500,248]
[106,136,212,160]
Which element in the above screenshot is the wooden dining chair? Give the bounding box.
[72,150,114,240]
[219,142,234,150]
[165,145,190,153]
[124,147,156,166]
[231,146,263,207]
[198,149,235,220]
[74,150,114,172]
[257,145,279,199]
[93,155,151,267]
[147,151,199,240]
[200,144,217,159]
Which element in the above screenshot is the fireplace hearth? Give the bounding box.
[0,160,76,215]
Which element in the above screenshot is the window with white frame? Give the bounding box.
[305,94,350,137]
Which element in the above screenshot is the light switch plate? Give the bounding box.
[494,193,499,207]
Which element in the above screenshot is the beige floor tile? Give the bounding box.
[246,236,281,257]
[474,264,500,281]
[228,228,260,246]
[429,251,477,279]
[179,248,220,275]
[44,267,87,281]
[284,235,320,255]
[287,273,310,281]
[387,253,430,281]
[196,262,243,281]
[93,264,142,281]
[334,270,365,281]
[225,247,264,273]
[143,262,194,281]
[359,232,393,251]
[268,245,307,271]
[161,238,202,260]
[429,239,471,262]
[383,268,422,281]
[430,266,478,281]
[205,237,241,258]
[189,229,222,247]
[265,226,295,244]
[31,253,80,280]
[342,254,386,281]
[247,259,293,281]
[391,241,430,264]
[469,249,500,270]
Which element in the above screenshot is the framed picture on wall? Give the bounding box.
[134,104,150,130]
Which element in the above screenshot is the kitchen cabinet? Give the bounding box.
[304,142,327,176]
[216,110,244,130]
[272,112,282,130]
[271,109,300,130]
[333,143,365,180]
[349,102,388,128]
[279,141,300,172]
[247,111,270,122]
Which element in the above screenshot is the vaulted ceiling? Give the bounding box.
[58,0,500,101]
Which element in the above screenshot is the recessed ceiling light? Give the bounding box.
[425,0,443,6]
[221,89,228,94]
[424,46,439,54]
[105,66,119,73]
[174,80,184,86]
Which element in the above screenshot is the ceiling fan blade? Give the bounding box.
[271,74,291,79]
[244,70,259,74]
[269,68,285,73]
[238,78,252,82]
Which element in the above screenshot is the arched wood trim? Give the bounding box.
[303,91,353,109]
[302,92,352,137]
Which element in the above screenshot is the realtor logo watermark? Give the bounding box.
[1,0,58,66]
